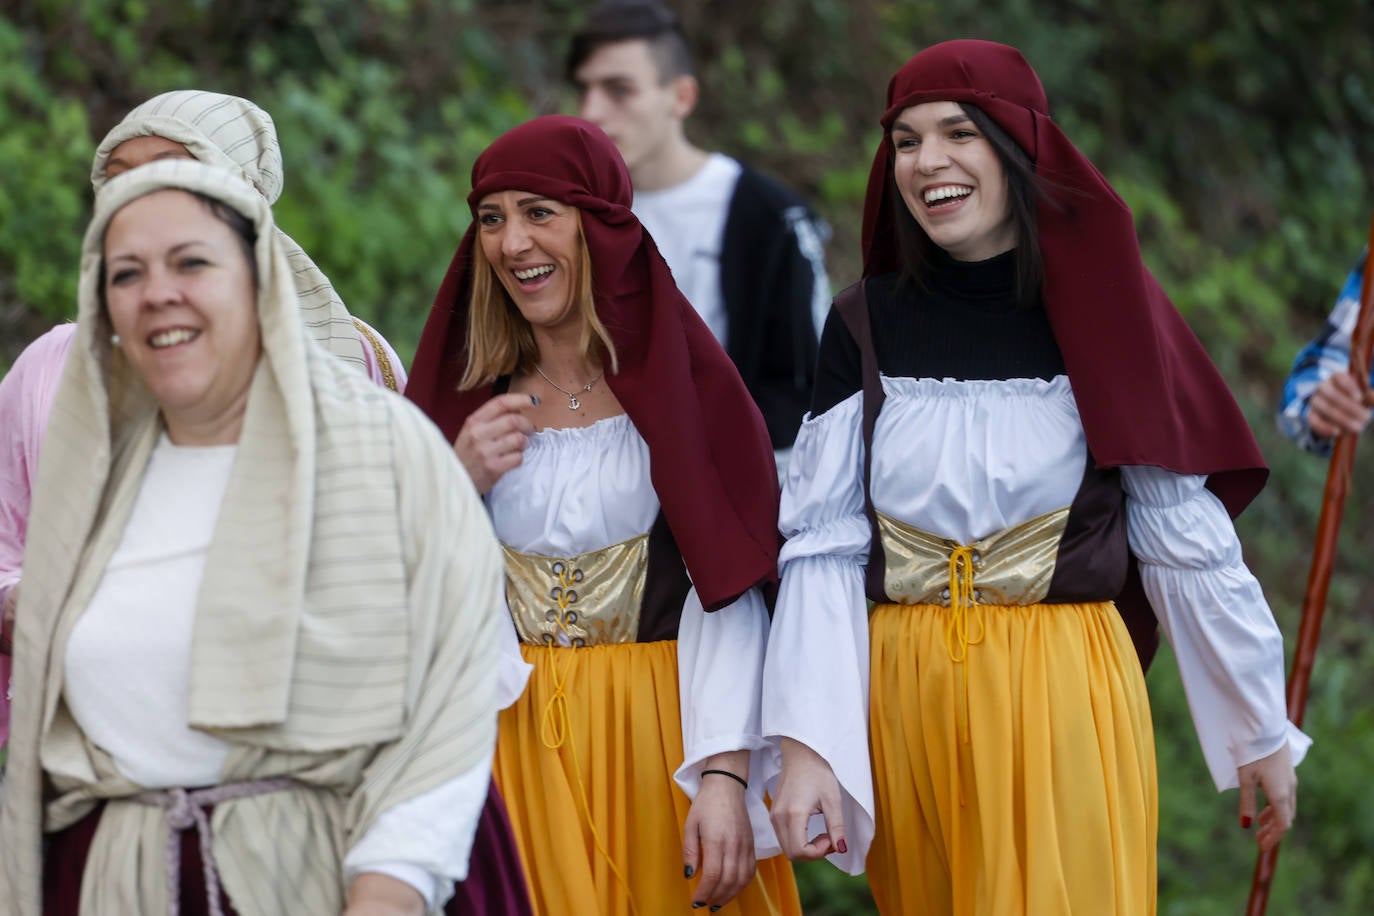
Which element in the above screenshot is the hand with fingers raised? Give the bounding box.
[451,392,538,494]
[770,737,848,862]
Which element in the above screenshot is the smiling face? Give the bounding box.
[103,135,195,180]
[104,189,261,443]
[475,190,585,337]
[891,101,1016,262]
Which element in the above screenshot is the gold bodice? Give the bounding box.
[878,507,1070,608]
[503,535,648,647]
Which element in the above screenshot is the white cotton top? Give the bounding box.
[62,434,489,908]
[762,375,1311,875]
[65,436,239,788]
[486,412,783,856]
[633,152,742,348]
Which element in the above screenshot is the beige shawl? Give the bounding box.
[0,160,502,915]
[90,89,369,371]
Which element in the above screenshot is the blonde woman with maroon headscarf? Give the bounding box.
[407,115,800,915]
[761,40,1308,914]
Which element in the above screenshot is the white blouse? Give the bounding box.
[762,375,1311,874]
[486,412,783,856]
[63,435,488,908]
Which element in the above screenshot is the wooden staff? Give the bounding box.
[1246,216,1374,915]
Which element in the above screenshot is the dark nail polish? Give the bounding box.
[836,838,848,854]
[1241,815,1253,829]
[692,904,705,910]
[531,395,540,406]
[710,908,722,913]
[684,865,694,879]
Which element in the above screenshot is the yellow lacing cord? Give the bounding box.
[944,545,985,664]
[537,564,641,916]
[943,544,984,807]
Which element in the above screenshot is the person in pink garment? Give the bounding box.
[0,89,407,755]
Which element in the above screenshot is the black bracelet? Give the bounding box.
[701,768,748,790]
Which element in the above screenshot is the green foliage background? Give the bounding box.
[2,1,1373,911]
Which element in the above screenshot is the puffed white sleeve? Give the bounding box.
[675,584,780,857]
[761,393,873,874]
[1121,466,1312,791]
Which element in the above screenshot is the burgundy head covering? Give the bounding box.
[406,115,779,610]
[864,40,1267,515]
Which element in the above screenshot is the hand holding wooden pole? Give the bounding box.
[1246,217,1374,915]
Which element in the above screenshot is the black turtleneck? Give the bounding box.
[811,250,1066,416]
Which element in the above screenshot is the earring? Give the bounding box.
[111,333,121,346]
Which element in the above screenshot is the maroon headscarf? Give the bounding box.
[864,40,1267,515]
[406,115,779,611]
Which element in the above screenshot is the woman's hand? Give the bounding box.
[342,873,426,916]
[1,582,17,655]
[683,752,756,910]
[451,393,537,494]
[1237,742,1297,852]
[1308,371,1373,439]
[770,737,846,862]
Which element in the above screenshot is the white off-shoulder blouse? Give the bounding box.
[762,375,1311,874]
[486,412,784,856]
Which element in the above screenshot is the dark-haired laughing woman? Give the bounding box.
[763,39,1309,916]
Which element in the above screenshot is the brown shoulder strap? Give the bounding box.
[833,281,888,602]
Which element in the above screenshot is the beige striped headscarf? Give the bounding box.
[90,89,369,371]
[0,160,502,915]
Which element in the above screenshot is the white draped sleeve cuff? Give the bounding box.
[344,756,494,911]
[763,555,873,875]
[763,398,875,874]
[1121,466,1312,790]
[675,585,782,858]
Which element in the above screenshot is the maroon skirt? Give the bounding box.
[445,782,534,916]
[43,802,237,916]
[42,780,531,915]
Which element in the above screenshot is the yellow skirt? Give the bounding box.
[866,601,1157,916]
[494,640,801,916]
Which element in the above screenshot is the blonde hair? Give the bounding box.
[458,218,619,390]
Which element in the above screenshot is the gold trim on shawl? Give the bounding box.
[877,507,1070,608]
[352,318,398,392]
[503,535,648,647]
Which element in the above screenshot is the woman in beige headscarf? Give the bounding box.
[0,159,503,916]
[2,90,406,758]
[90,89,405,385]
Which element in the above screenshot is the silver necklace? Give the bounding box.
[533,364,604,410]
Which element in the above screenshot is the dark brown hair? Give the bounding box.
[566,0,694,85]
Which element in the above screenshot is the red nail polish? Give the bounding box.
[836,838,848,854]
[1240,815,1253,829]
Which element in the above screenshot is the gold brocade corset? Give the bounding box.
[877,507,1071,663]
[878,507,1070,608]
[503,535,648,647]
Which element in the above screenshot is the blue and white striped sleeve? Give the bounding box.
[1277,253,1368,456]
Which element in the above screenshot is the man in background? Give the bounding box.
[568,0,830,468]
